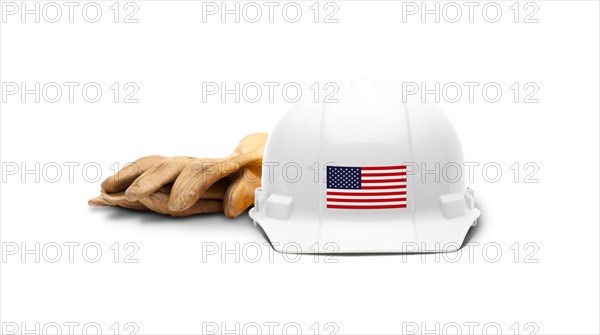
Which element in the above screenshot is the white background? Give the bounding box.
[1,1,599,334]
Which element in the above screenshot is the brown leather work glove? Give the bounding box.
[88,133,267,218]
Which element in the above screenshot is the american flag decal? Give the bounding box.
[326,165,407,209]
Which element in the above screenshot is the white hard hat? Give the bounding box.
[249,79,480,253]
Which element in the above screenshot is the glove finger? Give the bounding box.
[139,191,223,217]
[154,179,228,200]
[101,155,165,193]
[96,191,149,211]
[88,195,109,207]
[168,153,262,212]
[224,163,261,218]
[125,157,193,202]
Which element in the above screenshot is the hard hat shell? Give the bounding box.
[249,79,480,253]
